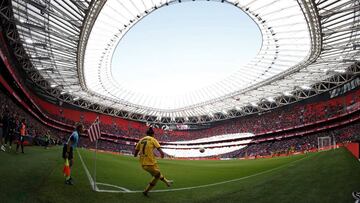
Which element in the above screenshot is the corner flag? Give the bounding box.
[88,117,101,142]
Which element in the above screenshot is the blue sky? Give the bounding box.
[111,1,261,97]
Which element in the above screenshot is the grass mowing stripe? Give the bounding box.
[84,152,314,193]
[1,147,359,202]
[79,148,307,190]
[77,149,98,191]
[31,159,61,195]
[78,149,135,192]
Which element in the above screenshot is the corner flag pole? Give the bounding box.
[93,139,98,191]
[92,116,99,191]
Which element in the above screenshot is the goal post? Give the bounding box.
[317,136,334,151]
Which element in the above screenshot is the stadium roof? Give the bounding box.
[4,0,360,123]
[83,0,310,110]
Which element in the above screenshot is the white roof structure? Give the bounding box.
[162,133,254,157]
[162,146,247,158]
[4,0,360,123]
[166,133,255,144]
[83,0,311,110]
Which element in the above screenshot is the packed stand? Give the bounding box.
[222,122,360,158]
[34,88,360,143]
[0,91,67,151]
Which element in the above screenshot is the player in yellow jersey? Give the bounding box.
[134,127,173,196]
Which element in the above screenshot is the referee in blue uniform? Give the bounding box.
[62,123,83,185]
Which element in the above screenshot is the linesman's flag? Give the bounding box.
[88,117,101,142]
[63,158,71,177]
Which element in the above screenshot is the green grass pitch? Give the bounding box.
[0,146,359,203]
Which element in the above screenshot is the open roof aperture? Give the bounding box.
[83,0,310,111]
[110,2,262,109]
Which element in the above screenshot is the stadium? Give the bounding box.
[0,0,360,202]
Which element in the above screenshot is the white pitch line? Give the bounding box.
[83,154,313,194]
[77,149,99,191]
[96,182,131,192]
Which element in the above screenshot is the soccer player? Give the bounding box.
[16,118,26,153]
[44,130,51,149]
[134,127,173,196]
[62,123,83,185]
[4,113,16,150]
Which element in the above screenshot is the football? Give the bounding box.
[199,147,205,153]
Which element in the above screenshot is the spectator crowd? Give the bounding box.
[0,86,359,158]
[0,91,65,152]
